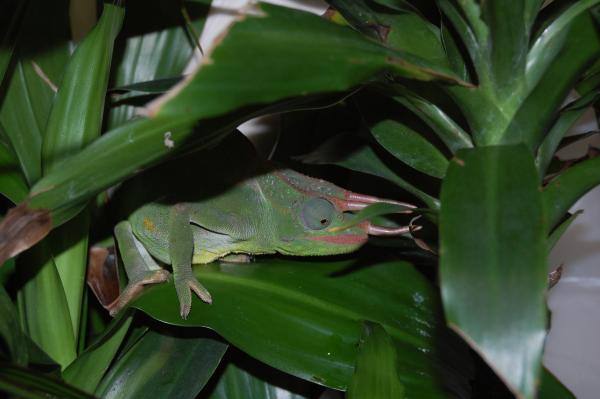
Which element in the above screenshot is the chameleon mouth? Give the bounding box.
[307,234,368,245]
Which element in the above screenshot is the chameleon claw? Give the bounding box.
[175,275,212,319]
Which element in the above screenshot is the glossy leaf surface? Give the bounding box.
[0,364,93,399]
[151,3,466,118]
[207,362,310,399]
[347,322,405,399]
[371,119,448,178]
[63,312,133,394]
[133,259,470,397]
[440,145,547,399]
[95,328,228,399]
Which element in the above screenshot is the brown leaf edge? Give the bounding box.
[0,204,52,265]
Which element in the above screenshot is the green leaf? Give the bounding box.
[548,210,582,251]
[347,322,405,399]
[43,3,124,170]
[392,93,473,154]
[327,0,449,66]
[151,3,467,118]
[0,140,28,204]
[111,77,182,95]
[536,106,593,178]
[371,119,449,178]
[543,156,600,230]
[18,243,77,369]
[107,1,208,129]
[526,0,600,92]
[132,259,471,397]
[95,328,228,399]
[38,2,125,349]
[440,145,547,399]
[0,0,71,185]
[506,12,600,150]
[0,364,95,399]
[0,0,26,85]
[438,0,482,77]
[538,368,575,399]
[207,362,310,399]
[300,134,439,209]
[480,0,528,97]
[63,312,133,394]
[0,284,28,365]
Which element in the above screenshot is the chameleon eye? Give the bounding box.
[301,197,335,230]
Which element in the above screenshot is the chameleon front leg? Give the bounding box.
[169,204,212,319]
[109,221,170,316]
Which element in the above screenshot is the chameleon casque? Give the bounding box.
[109,131,414,318]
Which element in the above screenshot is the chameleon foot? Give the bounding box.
[175,275,212,319]
[108,269,170,317]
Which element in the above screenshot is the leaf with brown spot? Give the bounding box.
[0,204,51,264]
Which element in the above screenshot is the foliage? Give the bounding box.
[1,0,599,398]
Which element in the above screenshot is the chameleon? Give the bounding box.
[108,131,414,319]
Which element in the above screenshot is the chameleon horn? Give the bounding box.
[343,192,416,213]
[366,223,421,236]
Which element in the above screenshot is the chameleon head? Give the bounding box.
[270,169,415,256]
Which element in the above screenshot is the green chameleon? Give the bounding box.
[109,132,414,319]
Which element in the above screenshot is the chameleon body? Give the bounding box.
[110,132,412,318]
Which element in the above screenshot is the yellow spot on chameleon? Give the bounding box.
[143,217,157,232]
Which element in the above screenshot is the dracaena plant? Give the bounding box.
[0,0,598,398]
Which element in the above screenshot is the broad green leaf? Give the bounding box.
[151,3,467,118]
[527,0,600,92]
[440,145,547,399]
[543,156,600,230]
[133,259,471,397]
[0,364,95,399]
[0,140,28,203]
[371,119,449,178]
[95,328,228,399]
[207,362,310,399]
[0,285,28,365]
[300,134,439,209]
[392,93,473,153]
[347,322,405,399]
[63,312,133,394]
[18,243,76,369]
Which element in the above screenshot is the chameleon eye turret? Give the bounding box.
[301,197,335,230]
